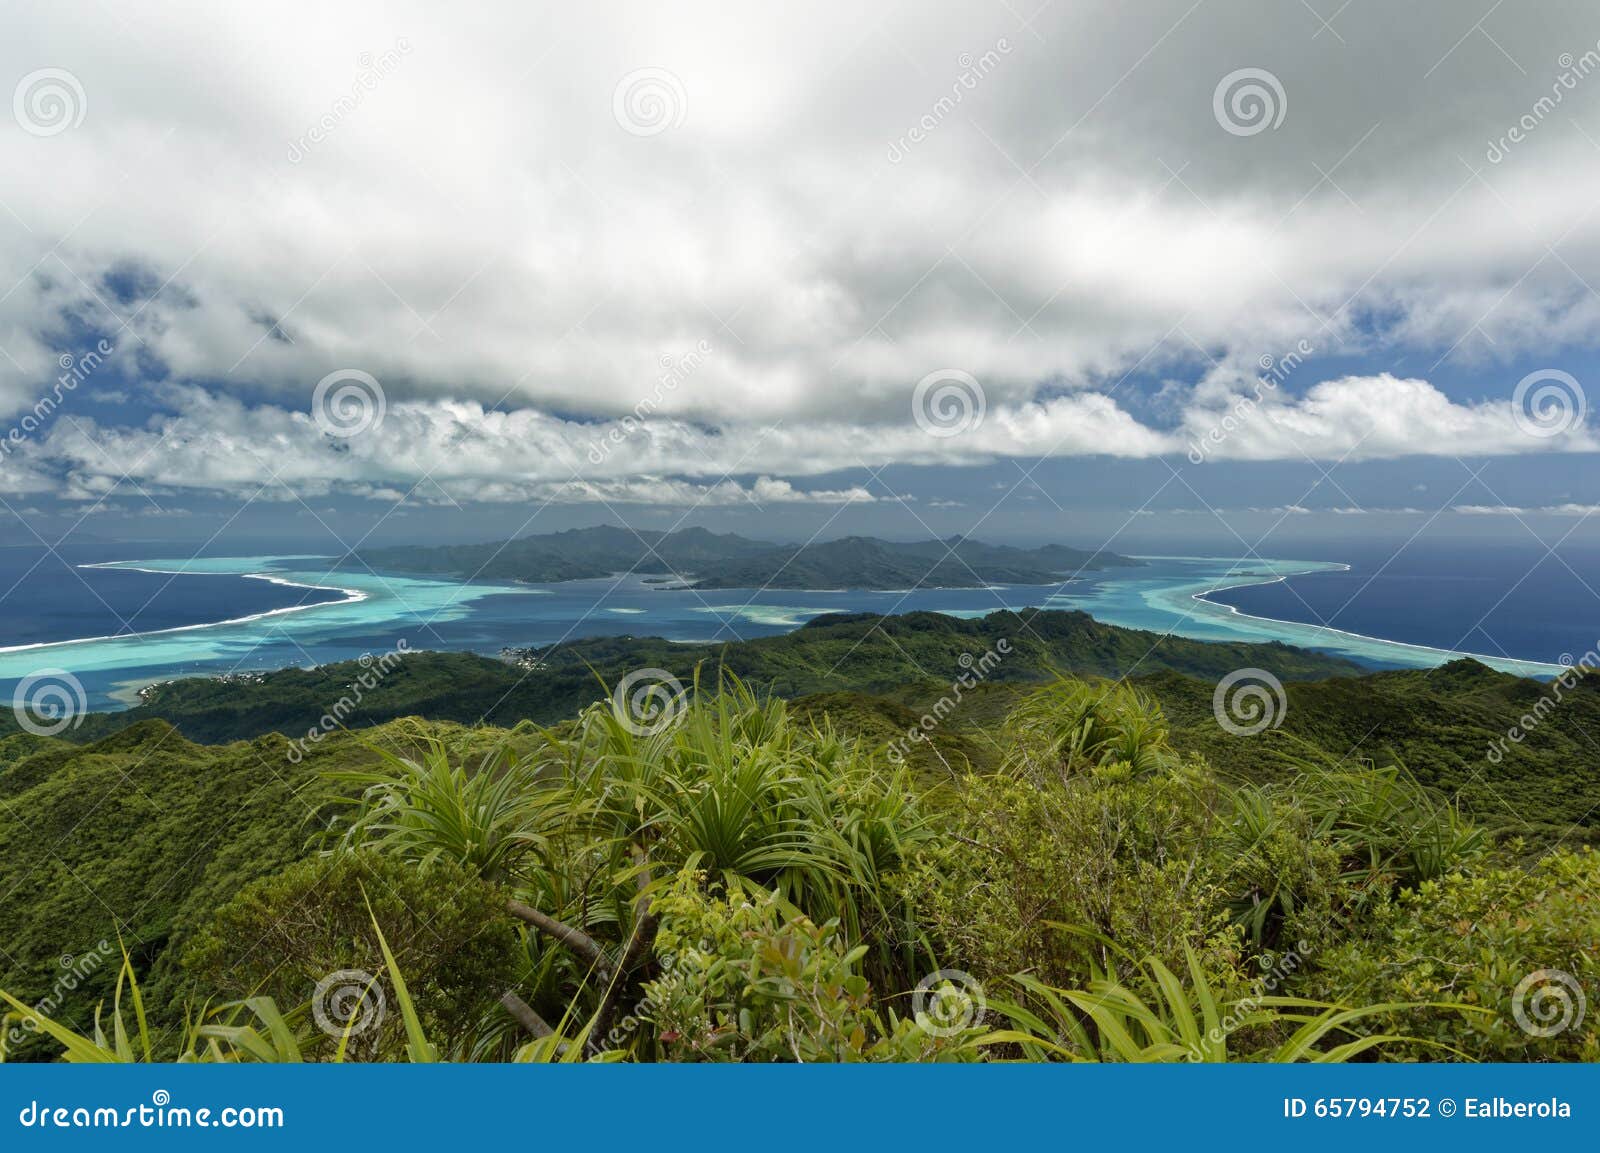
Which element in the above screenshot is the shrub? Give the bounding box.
[902,759,1239,991]
[183,852,522,1060]
[1299,847,1600,1061]
[1216,761,1484,952]
[640,871,979,1062]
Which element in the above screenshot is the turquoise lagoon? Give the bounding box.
[0,554,1567,711]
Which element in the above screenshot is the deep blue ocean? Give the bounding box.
[0,543,347,647]
[1202,539,1600,667]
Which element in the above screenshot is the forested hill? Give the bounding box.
[349,525,1142,588]
[10,609,1591,840]
[1,613,1596,1064]
[9,604,1593,840]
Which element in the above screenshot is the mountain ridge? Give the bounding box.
[348,525,1142,589]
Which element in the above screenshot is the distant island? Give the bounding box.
[350,525,1141,589]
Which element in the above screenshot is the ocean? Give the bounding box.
[0,539,1590,713]
[1201,539,1600,668]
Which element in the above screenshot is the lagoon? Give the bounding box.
[0,551,1570,712]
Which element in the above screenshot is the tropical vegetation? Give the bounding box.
[3,649,1596,1063]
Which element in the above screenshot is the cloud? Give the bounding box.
[1453,503,1600,516]
[2,0,1599,507]
[1182,374,1599,462]
[0,369,1589,504]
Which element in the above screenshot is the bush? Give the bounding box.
[183,852,522,1060]
[639,871,979,1062]
[1215,785,1344,950]
[1299,847,1600,1061]
[902,759,1240,992]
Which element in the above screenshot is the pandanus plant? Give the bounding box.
[982,945,1471,1063]
[315,674,936,1053]
[1003,677,1177,779]
[0,908,439,1064]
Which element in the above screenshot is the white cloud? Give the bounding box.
[1454,503,1600,516]
[0,369,1588,504]
[1,0,1598,503]
[1182,374,1599,462]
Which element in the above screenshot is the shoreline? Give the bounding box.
[0,563,368,656]
[0,553,1572,688]
[1185,561,1564,678]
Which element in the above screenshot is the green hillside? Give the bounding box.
[33,609,1357,747]
[2,613,1596,1064]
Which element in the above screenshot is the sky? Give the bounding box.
[0,0,1598,555]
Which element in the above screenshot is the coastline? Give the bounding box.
[0,563,367,656]
[0,553,1575,702]
[1183,560,1566,679]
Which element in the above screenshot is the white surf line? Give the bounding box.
[1180,560,1565,677]
[0,563,370,656]
[1190,561,1352,602]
